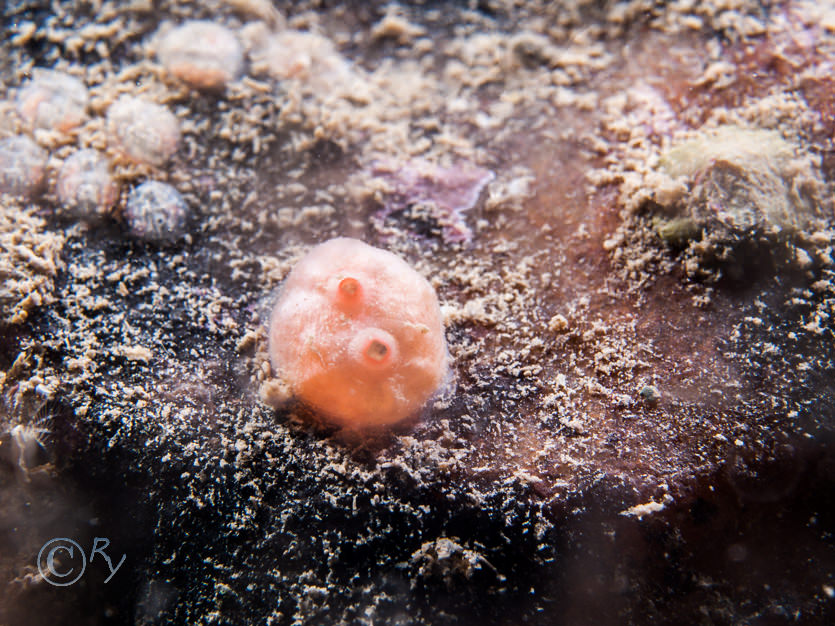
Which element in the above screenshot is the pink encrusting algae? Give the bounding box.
[370,159,495,243]
[268,238,449,428]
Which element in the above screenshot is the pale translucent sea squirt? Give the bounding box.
[0,135,47,197]
[56,149,119,218]
[124,180,188,243]
[107,96,180,166]
[16,69,89,133]
[156,21,244,90]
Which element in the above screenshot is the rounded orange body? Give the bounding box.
[268,238,448,428]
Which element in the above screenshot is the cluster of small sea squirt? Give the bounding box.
[0,20,250,242]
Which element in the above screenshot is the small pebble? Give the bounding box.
[0,135,48,197]
[107,96,180,166]
[124,180,188,243]
[16,68,89,132]
[157,20,244,90]
[56,149,120,219]
[639,385,661,404]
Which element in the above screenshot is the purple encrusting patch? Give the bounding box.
[370,158,495,243]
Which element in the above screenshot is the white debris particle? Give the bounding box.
[620,495,672,519]
[115,345,153,362]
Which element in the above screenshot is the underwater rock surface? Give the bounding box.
[0,1,833,625]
